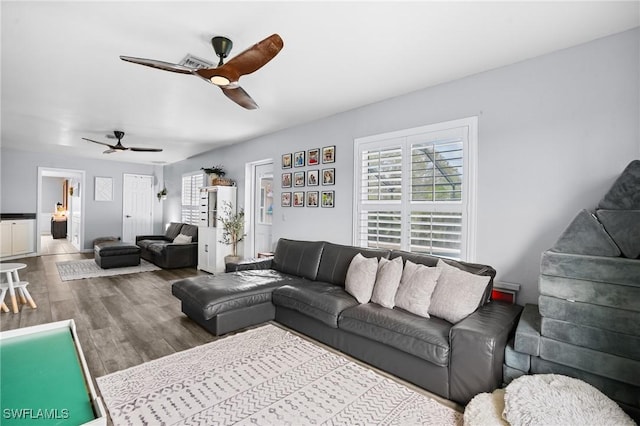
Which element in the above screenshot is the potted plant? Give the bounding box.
[157,187,167,201]
[201,165,226,185]
[218,201,245,264]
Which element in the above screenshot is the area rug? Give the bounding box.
[55,259,160,281]
[96,324,462,425]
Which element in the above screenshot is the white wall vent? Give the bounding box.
[179,54,213,69]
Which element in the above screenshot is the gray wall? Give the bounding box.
[41,177,65,212]
[40,176,66,234]
[164,28,639,306]
[0,148,165,250]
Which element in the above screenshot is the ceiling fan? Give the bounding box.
[120,33,284,110]
[82,131,163,154]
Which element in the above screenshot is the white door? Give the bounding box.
[253,163,273,255]
[122,174,153,243]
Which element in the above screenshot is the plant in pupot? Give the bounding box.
[157,187,167,201]
[218,201,245,264]
[201,165,226,178]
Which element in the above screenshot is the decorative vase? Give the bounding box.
[224,255,241,265]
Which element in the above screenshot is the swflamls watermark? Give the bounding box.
[3,408,70,420]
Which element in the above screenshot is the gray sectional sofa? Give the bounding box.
[172,238,523,405]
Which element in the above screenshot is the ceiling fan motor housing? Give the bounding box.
[211,36,233,61]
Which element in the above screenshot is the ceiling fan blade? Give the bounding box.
[221,86,258,110]
[196,34,283,83]
[103,149,116,154]
[225,34,283,76]
[129,147,163,152]
[120,56,195,74]
[83,137,114,148]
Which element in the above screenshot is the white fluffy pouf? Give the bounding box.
[464,388,509,426]
[503,374,635,426]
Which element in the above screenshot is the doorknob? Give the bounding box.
[126,215,132,218]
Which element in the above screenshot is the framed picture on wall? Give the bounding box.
[293,191,305,207]
[307,191,319,207]
[281,192,291,207]
[321,191,335,208]
[282,153,292,169]
[307,170,319,186]
[307,148,320,166]
[94,176,113,201]
[294,151,305,167]
[322,145,335,163]
[281,173,292,188]
[322,168,335,185]
[294,171,305,187]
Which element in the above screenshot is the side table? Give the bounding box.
[0,263,37,313]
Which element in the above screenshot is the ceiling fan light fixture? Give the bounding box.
[210,75,231,86]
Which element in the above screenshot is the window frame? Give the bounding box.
[352,117,478,261]
[181,171,205,225]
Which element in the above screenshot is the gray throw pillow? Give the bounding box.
[345,253,379,304]
[173,233,193,244]
[371,256,403,308]
[428,259,490,323]
[395,260,441,318]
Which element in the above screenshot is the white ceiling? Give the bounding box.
[2,1,638,165]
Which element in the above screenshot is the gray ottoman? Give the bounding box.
[171,271,291,335]
[94,241,141,269]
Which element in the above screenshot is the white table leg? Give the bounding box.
[0,286,8,313]
[18,285,37,309]
[5,271,18,313]
[13,271,27,305]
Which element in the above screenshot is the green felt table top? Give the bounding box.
[0,328,96,425]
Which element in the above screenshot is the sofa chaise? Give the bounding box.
[136,222,198,269]
[171,238,523,404]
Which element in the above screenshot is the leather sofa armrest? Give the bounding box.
[225,258,273,272]
[449,301,523,404]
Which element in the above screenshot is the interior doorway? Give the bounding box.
[244,159,274,257]
[37,167,85,254]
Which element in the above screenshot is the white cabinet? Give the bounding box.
[1,219,35,258]
[198,186,237,273]
[198,227,233,273]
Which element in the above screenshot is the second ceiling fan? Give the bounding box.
[82,131,163,154]
[120,34,284,110]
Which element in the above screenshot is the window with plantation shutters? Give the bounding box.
[354,117,477,261]
[181,172,205,225]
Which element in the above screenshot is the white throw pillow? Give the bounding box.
[428,259,490,323]
[173,233,193,244]
[395,260,442,318]
[371,257,404,308]
[345,253,379,304]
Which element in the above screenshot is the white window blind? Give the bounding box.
[181,172,204,225]
[354,117,477,261]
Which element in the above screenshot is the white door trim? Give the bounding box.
[244,158,273,258]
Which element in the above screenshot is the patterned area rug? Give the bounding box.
[56,259,160,281]
[97,324,462,425]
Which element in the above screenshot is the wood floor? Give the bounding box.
[0,252,215,383]
[40,234,79,255]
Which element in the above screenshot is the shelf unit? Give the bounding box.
[197,186,237,273]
